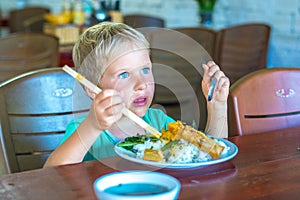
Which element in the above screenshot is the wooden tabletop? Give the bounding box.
[0,126,299,200]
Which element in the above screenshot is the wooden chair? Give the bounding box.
[123,14,165,28]
[228,67,300,136]
[0,68,92,173]
[215,23,271,84]
[0,32,59,83]
[167,27,218,129]
[149,29,210,130]
[9,6,50,33]
[174,27,218,60]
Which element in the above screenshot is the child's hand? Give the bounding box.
[202,61,230,103]
[87,89,124,131]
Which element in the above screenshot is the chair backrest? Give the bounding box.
[228,67,300,136]
[149,29,210,130]
[9,6,50,33]
[0,68,92,173]
[174,27,218,60]
[123,14,165,28]
[215,23,271,84]
[0,32,59,83]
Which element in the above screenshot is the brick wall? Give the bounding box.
[1,0,300,68]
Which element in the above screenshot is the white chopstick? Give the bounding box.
[62,65,161,138]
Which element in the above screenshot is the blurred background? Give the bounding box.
[0,0,299,68]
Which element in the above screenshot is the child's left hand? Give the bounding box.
[202,61,230,103]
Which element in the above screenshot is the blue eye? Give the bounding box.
[141,67,150,74]
[118,72,129,79]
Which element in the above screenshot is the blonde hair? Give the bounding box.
[72,22,150,85]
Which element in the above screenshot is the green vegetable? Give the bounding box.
[117,134,159,152]
[161,140,179,151]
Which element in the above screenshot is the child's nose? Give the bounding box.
[134,76,147,90]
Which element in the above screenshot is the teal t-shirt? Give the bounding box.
[61,108,175,161]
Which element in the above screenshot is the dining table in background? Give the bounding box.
[0,126,299,200]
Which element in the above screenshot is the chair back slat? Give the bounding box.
[3,72,88,114]
[9,6,50,33]
[17,154,50,172]
[13,134,64,154]
[8,114,85,133]
[0,32,59,83]
[123,14,165,28]
[174,27,217,60]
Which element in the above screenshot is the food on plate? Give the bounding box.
[162,121,225,159]
[117,120,227,164]
[143,149,164,162]
[117,135,160,151]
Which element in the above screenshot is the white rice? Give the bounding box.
[133,138,228,164]
[164,139,211,163]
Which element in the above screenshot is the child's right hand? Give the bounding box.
[87,89,124,131]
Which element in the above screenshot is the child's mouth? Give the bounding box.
[133,97,147,106]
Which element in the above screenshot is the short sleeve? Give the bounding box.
[142,108,176,131]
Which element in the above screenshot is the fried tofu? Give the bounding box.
[143,149,164,162]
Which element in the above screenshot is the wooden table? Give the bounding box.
[0,127,299,200]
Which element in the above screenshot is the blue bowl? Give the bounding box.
[94,171,181,200]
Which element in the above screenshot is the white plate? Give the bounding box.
[114,138,238,169]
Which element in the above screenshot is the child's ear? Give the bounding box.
[84,86,96,99]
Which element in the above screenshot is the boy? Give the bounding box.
[44,22,229,167]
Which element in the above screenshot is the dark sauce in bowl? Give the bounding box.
[104,183,169,196]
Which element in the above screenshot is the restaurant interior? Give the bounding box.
[0,1,299,199]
